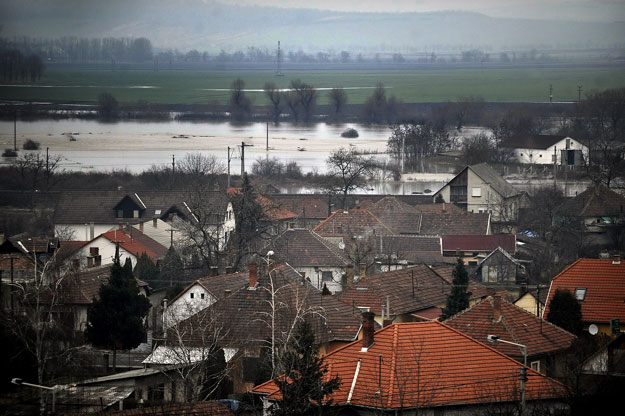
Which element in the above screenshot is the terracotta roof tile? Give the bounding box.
[267,195,329,219]
[254,321,567,408]
[446,296,576,358]
[100,229,165,261]
[544,258,625,324]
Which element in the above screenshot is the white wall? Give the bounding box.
[55,224,114,241]
[75,236,138,269]
[512,137,588,165]
[297,266,345,294]
[163,282,216,329]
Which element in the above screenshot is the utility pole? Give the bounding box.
[276,40,283,77]
[549,84,553,104]
[227,146,232,188]
[14,110,17,151]
[577,85,583,102]
[240,141,253,177]
[46,147,50,189]
[266,122,269,151]
[171,154,175,189]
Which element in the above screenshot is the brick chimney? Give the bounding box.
[225,265,233,274]
[210,266,218,277]
[224,289,231,298]
[613,254,621,265]
[492,295,502,322]
[346,264,354,285]
[248,263,258,289]
[361,311,375,351]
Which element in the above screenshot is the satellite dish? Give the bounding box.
[588,324,598,335]
[338,242,345,250]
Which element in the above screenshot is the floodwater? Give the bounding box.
[0,118,462,194]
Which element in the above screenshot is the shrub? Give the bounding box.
[22,139,40,150]
[341,128,359,138]
[2,148,17,157]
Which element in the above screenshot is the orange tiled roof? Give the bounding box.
[100,230,160,260]
[446,296,576,358]
[254,321,566,409]
[227,187,297,220]
[544,258,625,324]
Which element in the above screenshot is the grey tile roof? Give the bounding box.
[265,228,349,267]
[469,163,519,198]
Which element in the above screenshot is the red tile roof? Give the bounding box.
[442,234,516,253]
[544,258,625,324]
[100,230,163,260]
[267,195,329,219]
[446,296,576,359]
[227,188,297,220]
[254,321,567,409]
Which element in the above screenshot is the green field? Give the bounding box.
[2,66,625,105]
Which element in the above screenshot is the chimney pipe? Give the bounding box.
[210,266,218,277]
[613,254,621,265]
[224,289,231,298]
[361,311,375,351]
[493,295,502,322]
[346,265,354,285]
[248,263,258,288]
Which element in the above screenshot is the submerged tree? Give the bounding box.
[325,147,376,209]
[270,319,340,416]
[85,250,151,370]
[441,258,471,320]
[230,78,252,121]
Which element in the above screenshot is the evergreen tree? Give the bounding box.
[271,319,340,416]
[85,249,151,370]
[161,246,184,287]
[547,289,583,335]
[133,251,160,287]
[441,258,472,319]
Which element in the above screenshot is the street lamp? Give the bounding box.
[487,335,528,415]
[11,378,57,414]
[265,250,274,266]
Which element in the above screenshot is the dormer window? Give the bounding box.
[575,288,587,301]
[117,209,123,218]
[133,210,139,218]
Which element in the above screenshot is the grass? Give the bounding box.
[1,66,625,105]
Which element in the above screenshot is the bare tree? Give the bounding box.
[229,78,252,121]
[289,79,317,122]
[325,148,376,209]
[387,122,452,171]
[328,87,347,119]
[11,151,64,191]
[264,82,284,123]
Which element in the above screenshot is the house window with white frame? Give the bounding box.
[575,288,587,301]
[530,360,541,372]
[472,187,481,197]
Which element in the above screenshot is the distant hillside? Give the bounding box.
[1,0,624,52]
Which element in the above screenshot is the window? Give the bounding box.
[322,271,333,282]
[575,288,587,301]
[472,187,481,197]
[190,293,194,299]
[200,293,205,299]
[117,209,123,218]
[133,210,139,218]
[337,225,343,233]
[531,360,541,372]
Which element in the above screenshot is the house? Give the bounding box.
[555,183,625,247]
[157,263,363,394]
[476,246,527,284]
[226,187,297,236]
[73,229,167,269]
[163,269,249,329]
[446,295,576,377]
[266,195,330,229]
[373,235,452,271]
[365,196,422,235]
[543,257,625,336]
[514,286,549,317]
[499,134,588,166]
[433,163,528,223]
[441,234,516,265]
[254,317,569,415]
[53,190,234,250]
[339,264,490,325]
[581,333,625,376]
[263,228,350,294]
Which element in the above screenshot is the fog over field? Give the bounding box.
[1,0,624,52]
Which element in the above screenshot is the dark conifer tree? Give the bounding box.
[441,258,472,319]
[547,289,583,335]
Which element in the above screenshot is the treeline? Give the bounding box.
[0,36,153,64]
[2,36,564,66]
[0,49,44,83]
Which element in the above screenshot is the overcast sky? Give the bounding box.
[234,0,625,22]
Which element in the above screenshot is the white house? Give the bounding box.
[500,134,589,165]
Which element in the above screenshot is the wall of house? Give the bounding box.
[220,202,236,250]
[479,252,518,283]
[76,237,138,269]
[511,137,588,165]
[55,224,114,241]
[163,283,216,329]
[514,294,541,317]
[296,266,345,294]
